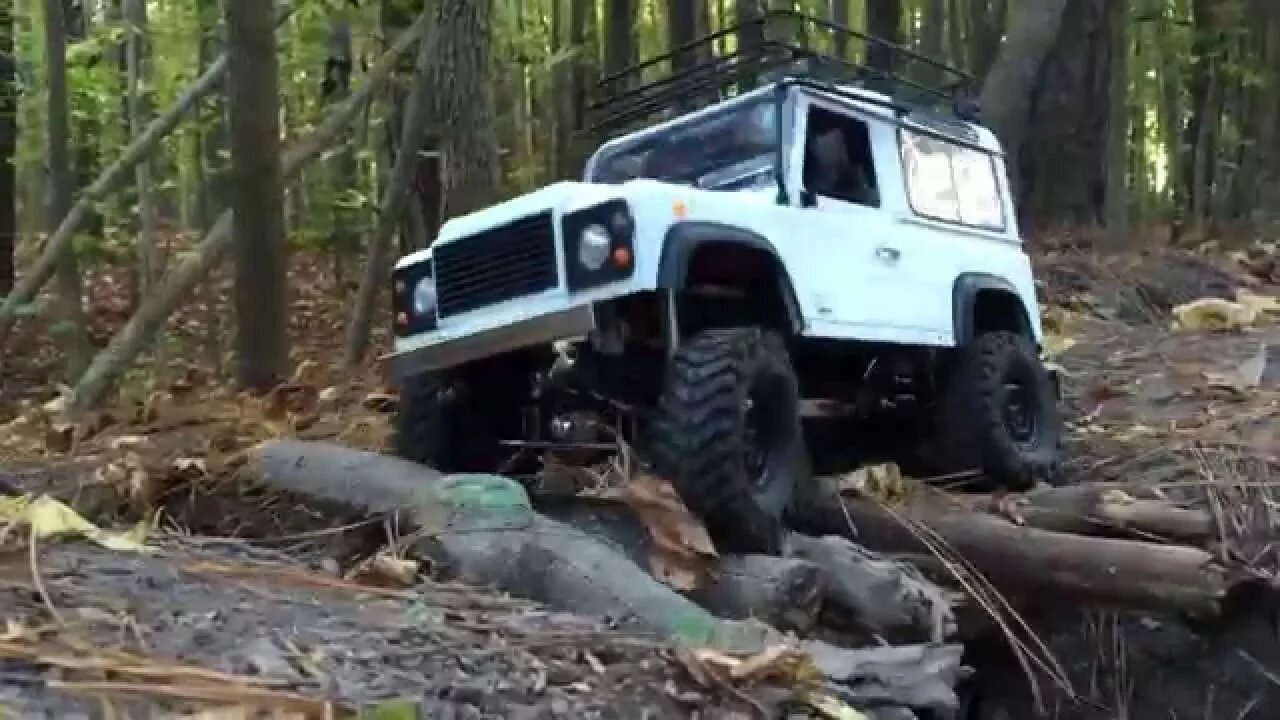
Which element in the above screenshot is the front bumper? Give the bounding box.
[388,304,598,380]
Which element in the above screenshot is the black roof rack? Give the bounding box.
[585,9,979,139]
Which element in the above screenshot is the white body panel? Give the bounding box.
[393,83,1042,362]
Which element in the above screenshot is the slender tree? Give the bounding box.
[0,0,15,295]
[225,0,288,391]
[43,0,92,381]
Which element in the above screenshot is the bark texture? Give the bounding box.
[43,0,92,381]
[977,0,1070,195]
[225,0,289,391]
[0,1,14,295]
[431,0,502,220]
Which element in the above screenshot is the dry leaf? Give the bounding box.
[0,494,153,553]
[1172,297,1258,331]
[619,473,718,591]
[345,552,420,588]
[804,692,868,720]
[838,463,907,504]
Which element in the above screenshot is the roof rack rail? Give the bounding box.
[584,9,978,138]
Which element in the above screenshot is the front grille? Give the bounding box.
[434,211,558,318]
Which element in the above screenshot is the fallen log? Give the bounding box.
[785,533,957,642]
[537,496,827,633]
[799,492,1256,620]
[955,483,1215,545]
[249,439,966,715]
[691,554,826,634]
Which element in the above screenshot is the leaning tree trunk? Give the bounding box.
[69,12,431,411]
[432,0,503,220]
[342,23,438,369]
[42,0,92,382]
[225,0,289,392]
[0,4,297,351]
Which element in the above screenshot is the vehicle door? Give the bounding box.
[785,93,944,345]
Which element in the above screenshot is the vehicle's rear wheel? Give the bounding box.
[927,330,1063,490]
[649,327,810,554]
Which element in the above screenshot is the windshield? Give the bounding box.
[588,98,779,192]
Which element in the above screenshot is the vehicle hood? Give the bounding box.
[434,181,630,246]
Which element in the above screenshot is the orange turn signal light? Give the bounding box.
[612,246,632,269]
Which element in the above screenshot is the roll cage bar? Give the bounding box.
[584,9,981,140]
[582,9,986,206]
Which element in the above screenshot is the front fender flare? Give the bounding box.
[656,221,803,333]
[951,272,1033,344]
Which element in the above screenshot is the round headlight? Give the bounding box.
[578,224,612,271]
[412,276,437,316]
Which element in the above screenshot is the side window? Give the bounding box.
[802,105,880,208]
[900,128,1006,230]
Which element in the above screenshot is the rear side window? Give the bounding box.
[899,128,1006,231]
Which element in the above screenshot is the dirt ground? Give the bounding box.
[2,243,1280,718]
[0,534,711,718]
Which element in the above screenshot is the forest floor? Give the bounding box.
[1,233,1280,717]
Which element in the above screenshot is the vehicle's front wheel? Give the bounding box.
[649,327,810,554]
[927,330,1063,490]
[392,362,525,473]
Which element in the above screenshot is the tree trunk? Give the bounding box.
[1181,0,1227,227]
[1102,0,1129,240]
[977,0,1071,198]
[70,12,430,410]
[865,0,902,74]
[919,0,945,68]
[604,0,639,94]
[197,0,229,233]
[225,0,289,392]
[343,23,438,369]
[324,8,358,286]
[43,0,92,382]
[432,0,502,220]
[0,0,15,295]
[831,0,849,59]
[125,0,158,296]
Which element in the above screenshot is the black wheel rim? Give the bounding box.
[743,374,790,490]
[1002,378,1038,447]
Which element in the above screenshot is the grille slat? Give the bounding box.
[434,211,558,318]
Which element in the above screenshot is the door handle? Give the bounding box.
[874,246,901,263]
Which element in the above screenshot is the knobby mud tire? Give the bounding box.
[650,327,810,555]
[932,330,1063,491]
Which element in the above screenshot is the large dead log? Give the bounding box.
[536,496,827,633]
[785,533,957,642]
[799,492,1257,620]
[692,554,826,634]
[249,439,966,715]
[955,483,1215,545]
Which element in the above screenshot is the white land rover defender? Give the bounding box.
[386,12,1063,553]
